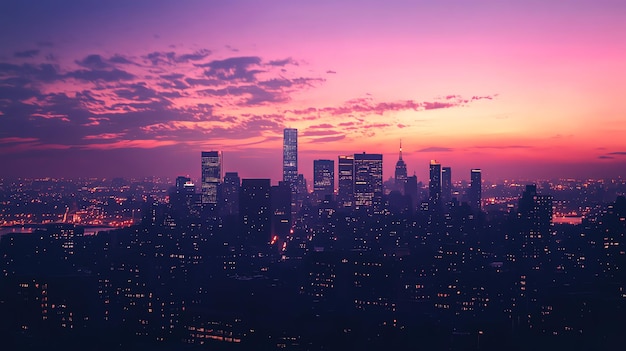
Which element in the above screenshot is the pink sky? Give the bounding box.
[0,1,625,182]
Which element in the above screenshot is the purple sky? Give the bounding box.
[1,1,625,182]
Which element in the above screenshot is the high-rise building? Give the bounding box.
[429,160,441,210]
[240,179,271,246]
[283,128,298,190]
[313,159,334,204]
[271,181,292,240]
[470,168,482,211]
[441,166,452,205]
[405,174,418,212]
[201,151,221,205]
[394,141,408,194]
[354,153,383,210]
[338,155,354,209]
[222,172,240,216]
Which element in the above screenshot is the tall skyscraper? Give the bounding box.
[313,159,334,204]
[429,160,442,210]
[222,172,240,216]
[441,166,452,205]
[271,181,292,239]
[338,155,354,209]
[283,128,298,190]
[354,153,383,210]
[240,179,271,246]
[470,168,482,211]
[394,141,408,194]
[201,151,221,205]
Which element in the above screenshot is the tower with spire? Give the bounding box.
[394,140,408,194]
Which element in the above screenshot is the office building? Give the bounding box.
[338,155,354,209]
[429,160,441,210]
[283,128,298,190]
[313,159,334,204]
[240,179,271,246]
[470,168,482,212]
[354,153,383,210]
[222,172,240,216]
[201,151,221,205]
[441,166,452,205]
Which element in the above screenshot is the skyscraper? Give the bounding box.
[394,141,408,194]
[441,166,452,205]
[313,159,334,204]
[283,128,298,190]
[240,179,271,246]
[429,160,441,210]
[338,155,354,209]
[470,168,482,212]
[405,174,418,212]
[201,151,221,205]
[271,181,292,239]
[354,153,383,211]
[222,172,240,216]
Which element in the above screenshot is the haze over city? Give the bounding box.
[1,0,625,181]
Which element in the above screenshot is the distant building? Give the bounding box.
[201,151,221,205]
[469,168,482,211]
[441,166,452,205]
[394,141,408,194]
[240,179,271,246]
[313,159,334,204]
[338,155,355,209]
[283,128,298,191]
[222,172,240,216]
[271,181,292,239]
[429,160,441,211]
[404,174,418,212]
[354,153,383,211]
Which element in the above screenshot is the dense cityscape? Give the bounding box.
[0,128,624,350]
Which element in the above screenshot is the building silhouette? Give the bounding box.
[222,172,240,216]
[469,168,482,212]
[354,153,383,211]
[201,151,221,205]
[338,155,355,209]
[271,181,292,240]
[240,179,271,246]
[441,166,452,205]
[394,141,407,194]
[313,160,334,204]
[283,128,298,191]
[429,160,442,211]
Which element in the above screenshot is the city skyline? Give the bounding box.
[1,1,626,181]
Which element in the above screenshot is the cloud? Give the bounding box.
[14,50,40,58]
[309,135,346,143]
[598,155,614,159]
[76,54,111,69]
[198,56,263,82]
[326,70,337,74]
[417,147,454,152]
[66,68,135,82]
[144,49,211,65]
[472,145,532,149]
[608,151,626,155]
[309,123,334,129]
[267,58,297,66]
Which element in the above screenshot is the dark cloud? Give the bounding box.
[198,56,263,82]
[326,70,337,74]
[109,55,135,65]
[200,85,287,105]
[417,147,454,152]
[608,151,626,155]
[301,129,342,137]
[598,155,614,159]
[144,49,211,65]
[66,68,134,82]
[267,58,296,66]
[184,77,221,86]
[14,49,40,58]
[76,54,111,69]
[0,62,61,82]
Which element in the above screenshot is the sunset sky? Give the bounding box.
[1,0,625,182]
